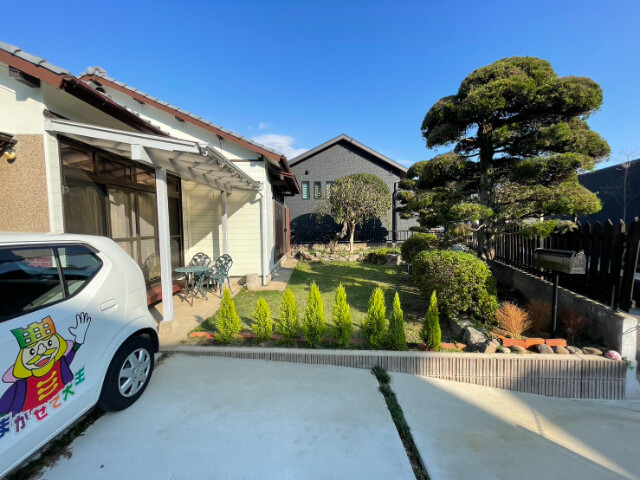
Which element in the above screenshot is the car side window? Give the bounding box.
[0,247,63,322]
[57,245,102,295]
[0,244,102,322]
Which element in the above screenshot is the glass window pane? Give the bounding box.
[313,182,321,199]
[0,247,63,321]
[136,167,155,186]
[326,181,333,199]
[60,143,94,172]
[302,181,309,200]
[57,246,102,296]
[141,239,160,282]
[138,191,158,237]
[65,177,107,236]
[109,187,136,238]
[168,175,180,192]
[168,198,181,237]
[171,237,182,271]
[101,157,132,180]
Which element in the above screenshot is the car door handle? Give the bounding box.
[100,299,118,311]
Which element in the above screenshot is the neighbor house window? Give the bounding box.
[302,181,310,199]
[326,181,333,199]
[313,182,321,199]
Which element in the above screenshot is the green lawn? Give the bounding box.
[196,260,429,343]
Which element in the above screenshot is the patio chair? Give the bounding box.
[207,254,234,296]
[189,252,212,267]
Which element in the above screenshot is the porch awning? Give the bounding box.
[44,118,261,193]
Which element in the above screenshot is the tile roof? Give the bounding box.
[0,41,71,75]
[81,66,284,158]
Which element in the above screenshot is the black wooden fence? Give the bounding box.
[489,219,640,312]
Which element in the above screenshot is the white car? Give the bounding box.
[0,233,158,477]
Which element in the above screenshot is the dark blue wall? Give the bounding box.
[286,140,416,243]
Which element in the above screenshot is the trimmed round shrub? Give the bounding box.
[412,249,498,322]
[400,233,438,263]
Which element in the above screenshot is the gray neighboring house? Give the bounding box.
[286,134,416,243]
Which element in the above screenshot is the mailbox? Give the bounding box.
[532,249,586,275]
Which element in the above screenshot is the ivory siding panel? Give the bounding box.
[183,184,223,263]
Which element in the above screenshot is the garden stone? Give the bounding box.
[463,327,488,351]
[583,347,603,356]
[482,339,500,354]
[566,346,582,354]
[298,251,313,261]
[553,346,570,355]
[385,254,402,265]
[348,255,359,262]
[244,273,261,291]
[498,346,511,354]
[536,344,554,354]
[510,345,527,354]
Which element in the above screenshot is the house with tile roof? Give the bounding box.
[286,134,416,244]
[0,41,299,322]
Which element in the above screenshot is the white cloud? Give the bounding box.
[258,122,271,130]
[252,134,308,159]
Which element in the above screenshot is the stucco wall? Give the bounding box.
[0,134,50,232]
[286,141,416,242]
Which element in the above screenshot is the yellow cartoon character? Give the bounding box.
[0,313,90,415]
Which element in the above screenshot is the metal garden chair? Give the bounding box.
[206,254,234,297]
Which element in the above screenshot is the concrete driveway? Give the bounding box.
[393,373,640,480]
[33,355,414,480]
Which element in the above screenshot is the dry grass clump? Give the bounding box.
[560,309,586,344]
[526,299,551,334]
[495,302,532,338]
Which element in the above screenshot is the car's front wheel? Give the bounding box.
[98,336,154,411]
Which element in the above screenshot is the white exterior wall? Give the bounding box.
[100,86,279,276]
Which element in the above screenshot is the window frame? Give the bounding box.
[0,243,103,323]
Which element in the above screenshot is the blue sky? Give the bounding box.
[5,0,639,167]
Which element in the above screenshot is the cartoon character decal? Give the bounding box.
[0,313,91,418]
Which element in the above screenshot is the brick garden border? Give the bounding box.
[166,346,627,400]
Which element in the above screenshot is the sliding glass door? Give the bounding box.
[60,138,182,284]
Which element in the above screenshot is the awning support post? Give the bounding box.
[155,163,174,322]
[221,190,229,255]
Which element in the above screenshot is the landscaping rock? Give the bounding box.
[553,346,570,355]
[498,346,511,354]
[605,350,622,361]
[566,346,582,354]
[385,254,402,265]
[348,255,360,262]
[525,338,545,350]
[583,347,603,356]
[536,344,554,354]
[482,339,500,354]
[298,251,313,261]
[463,327,488,351]
[510,345,527,354]
[449,317,473,339]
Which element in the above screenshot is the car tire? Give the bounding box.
[98,336,154,412]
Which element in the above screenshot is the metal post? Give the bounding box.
[551,272,559,337]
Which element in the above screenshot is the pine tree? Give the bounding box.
[277,287,300,342]
[252,297,273,342]
[387,292,407,351]
[332,284,353,348]
[363,287,387,349]
[421,291,441,350]
[303,282,326,347]
[216,287,241,344]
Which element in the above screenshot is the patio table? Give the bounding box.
[174,265,212,300]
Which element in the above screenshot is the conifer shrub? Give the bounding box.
[252,297,273,342]
[277,287,300,342]
[303,282,326,347]
[363,287,387,349]
[421,291,441,350]
[400,233,439,264]
[332,284,353,348]
[387,292,407,351]
[216,287,242,344]
[412,249,498,323]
